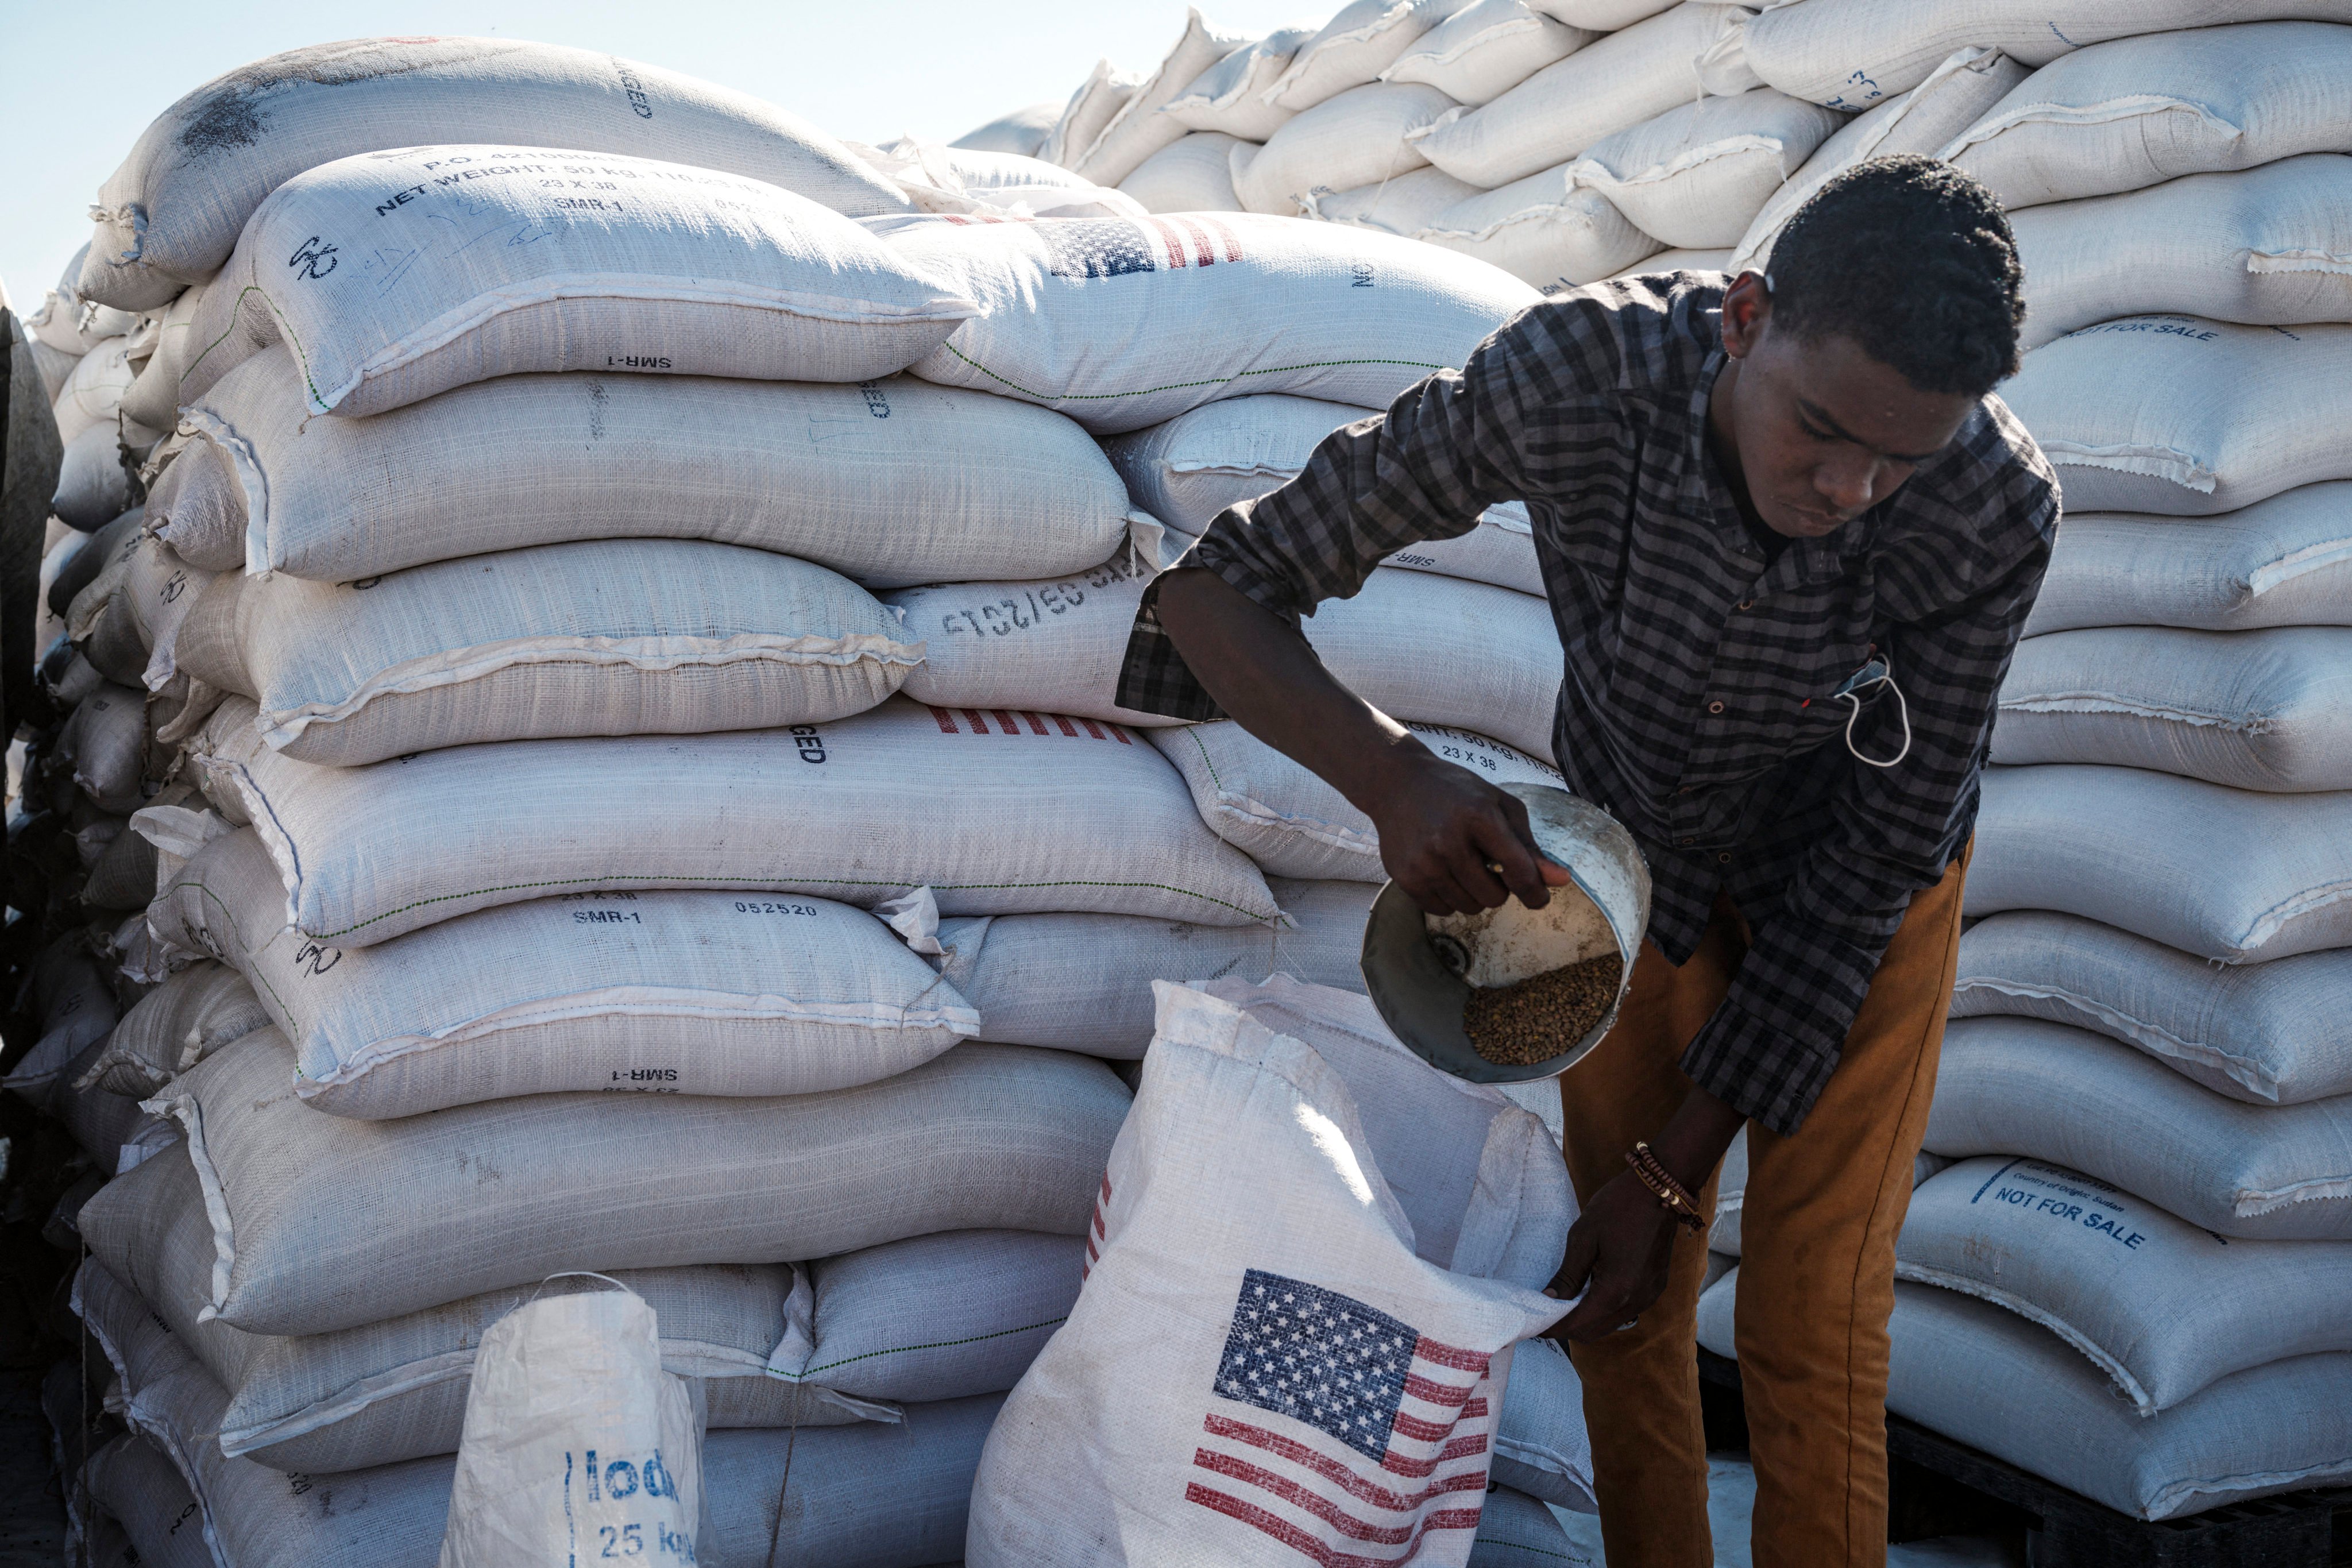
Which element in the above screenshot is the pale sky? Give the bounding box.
[3,0,1320,310]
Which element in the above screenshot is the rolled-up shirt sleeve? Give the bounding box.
[1118,312,1555,721]
[1680,506,2055,1134]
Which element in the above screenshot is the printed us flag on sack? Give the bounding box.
[1189,1270,1501,1562]
[969,976,1574,1567]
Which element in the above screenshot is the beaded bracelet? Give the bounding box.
[1625,1141,1707,1234]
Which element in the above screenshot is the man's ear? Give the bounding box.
[1719,271,1771,360]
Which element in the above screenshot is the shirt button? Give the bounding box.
[1717,852,1733,865]
[1736,599,1754,612]
[1708,700,1726,715]
[1679,837,1696,847]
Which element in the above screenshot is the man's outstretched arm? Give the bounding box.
[1154,567,1565,917]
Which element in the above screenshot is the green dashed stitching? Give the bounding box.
[1184,728,1224,793]
[941,342,1445,403]
[304,874,1281,940]
[185,284,328,407]
[781,1315,1069,1380]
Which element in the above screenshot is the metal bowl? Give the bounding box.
[1360,783,1652,1083]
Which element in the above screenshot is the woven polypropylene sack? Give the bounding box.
[437,1285,705,1568]
[2012,157,2352,351]
[151,827,982,1119]
[1119,133,1245,213]
[773,1230,1086,1405]
[1884,1284,2352,1521]
[2024,483,2352,636]
[86,1028,1127,1335]
[179,145,975,418]
[967,977,1570,1566]
[1947,22,2352,210]
[76,37,908,310]
[53,338,133,447]
[179,539,920,764]
[159,352,1134,585]
[951,102,1060,158]
[1069,10,1250,188]
[1486,1335,1595,1512]
[1951,910,2352,1106]
[81,1432,207,1568]
[1154,719,1562,878]
[852,138,1144,223]
[1041,60,1142,169]
[1164,27,1317,141]
[1731,46,2027,271]
[1264,0,1476,114]
[1419,172,1660,292]
[1407,3,1752,188]
[90,1177,1067,1473]
[1922,1017,2352,1241]
[1305,166,1482,237]
[119,280,210,431]
[187,694,1278,946]
[1230,83,1457,216]
[76,960,268,1098]
[1742,1,2352,111]
[1103,394,1546,595]
[886,551,1183,727]
[1991,627,2352,790]
[933,877,1377,1057]
[1696,1272,2352,1522]
[1966,763,2352,961]
[1382,1,1594,107]
[52,424,132,531]
[82,1277,1009,1568]
[1999,318,2352,517]
[83,1220,849,1476]
[1895,1156,2352,1415]
[1308,570,1563,762]
[880,212,1535,434]
[1567,89,1843,250]
[59,683,148,814]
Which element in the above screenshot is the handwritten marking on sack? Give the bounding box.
[860,383,891,418]
[287,237,339,280]
[611,57,656,118]
[292,940,341,978]
[1350,263,1374,289]
[1825,69,1884,113]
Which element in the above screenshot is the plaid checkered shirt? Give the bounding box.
[1118,275,2059,1135]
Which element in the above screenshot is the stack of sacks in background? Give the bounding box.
[971,0,1858,296]
[1694,14,2352,1525]
[30,35,1600,1566]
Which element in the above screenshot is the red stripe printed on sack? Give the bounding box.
[1184,1484,1481,1567]
[1148,217,1189,269]
[1191,1453,1434,1544]
[1401,1374,1473,1408]
[929,706,959,734]
[1410,1336,1489,1374]
[1192,1444,1488,1516]
[1202,1413,1489,1490]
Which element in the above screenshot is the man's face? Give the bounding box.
[1714,274,1980,540]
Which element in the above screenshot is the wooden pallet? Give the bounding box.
[1695,1347,2350,1566]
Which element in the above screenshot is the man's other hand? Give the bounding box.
[1544,1171,1682,1341]
[1372,750,1574,916]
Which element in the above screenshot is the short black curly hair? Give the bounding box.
[1766,154,2025,397]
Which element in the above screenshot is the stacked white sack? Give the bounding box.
[1690,18,2352,1522]
[34,29,1606,1561]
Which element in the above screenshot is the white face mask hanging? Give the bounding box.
[1831,651,1911,768]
